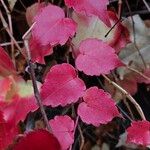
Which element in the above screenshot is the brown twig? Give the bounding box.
[126,66,150,81]
[0,10,22,52]
[118,0,122,18]
[22,26,51,132]
[103,75,146,120]
[123,97,135,120]
[1,0,15,65]
[78,125,85,150]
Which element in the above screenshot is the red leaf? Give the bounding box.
[41,63,86,107]
[2,97,38,125]
[26,2,46,26]
[13,130,61,150]
[71,11,130,54]
[29,37,53,64]
[32,4,77,46]
[0,76,40,125]
[0,111,19,150]
[49,115,74,150]
[127,120,150,146]
[0,46,16,77]
[75,38,123,76]
[78,86,120,126]
[65,0,110,27]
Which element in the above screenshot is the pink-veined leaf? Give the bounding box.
[32,4,77,46]
[29,37,53,64]
[41,63,86,107]
[0,46,16,77]
[78,86,120,126]
[65,0,110,27]
[49,115,74,150]
[75,38,123,76]
[0,111,19,150]
[127,120,150,146]
[13,130,61,150]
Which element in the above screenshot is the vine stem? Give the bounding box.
[22,25,51,132]
[103,75,146,120]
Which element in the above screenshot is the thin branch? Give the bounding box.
[69,116,79,150]
[103,75,146,120]
[118,0,122,18]
[0,41,23,47]
[22,22,36,39]
[123,98,135,120]
[0,10,22,52]
[78,125,85,150]
[1,0,15,64]
[126,66,150,82]
[123,10,150,16]
[105,18,122,37]
[142,0,150,12]
[125,0,147,69]
[22,28,51,132]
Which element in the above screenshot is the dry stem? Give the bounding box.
[103,75,146,120]
[22,24,51,132]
